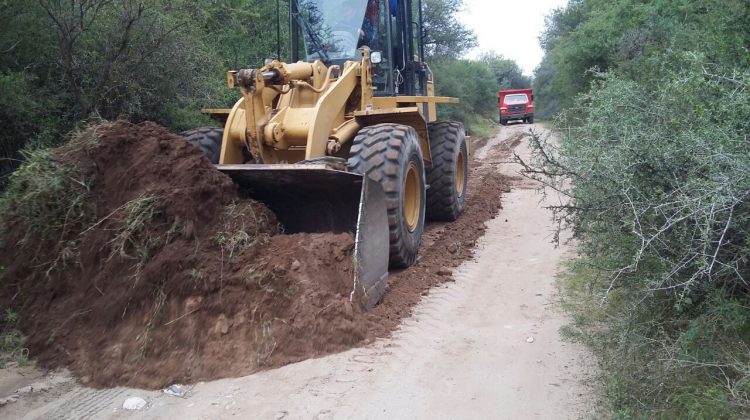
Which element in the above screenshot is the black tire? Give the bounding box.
[181,127,223,164]
[425,121,469,221]
[348,124,426,268]
[528,116,534,124]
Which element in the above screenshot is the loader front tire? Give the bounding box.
[425,121,468,221]
[181,127,223,164]
[348,124,426,268]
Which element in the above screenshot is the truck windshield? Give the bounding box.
[503,94,528,104]
[297,0,371,63]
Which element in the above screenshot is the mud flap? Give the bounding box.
[218,164,389,308]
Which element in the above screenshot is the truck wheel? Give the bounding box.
[425,121,468,221]
[348,124,426,268]
[528,116,534,124]
[181,127,223,164]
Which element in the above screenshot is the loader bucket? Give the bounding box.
[218,164,389,308]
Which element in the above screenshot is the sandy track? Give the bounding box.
[1,123,596,419]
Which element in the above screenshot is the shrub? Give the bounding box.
[525,57,750,416]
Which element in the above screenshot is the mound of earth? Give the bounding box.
[0,121,365,388]
[0,121,512,390]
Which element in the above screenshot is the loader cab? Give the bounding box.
[291,0,428,97]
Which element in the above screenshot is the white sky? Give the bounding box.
[458,0,570,76]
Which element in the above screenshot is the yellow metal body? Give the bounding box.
[215,49,458,165]
[203,50,460,309]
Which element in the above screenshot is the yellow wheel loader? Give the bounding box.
[181,0,468,308]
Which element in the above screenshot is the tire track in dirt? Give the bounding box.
[361,128,517,340]
[24,387,126,420]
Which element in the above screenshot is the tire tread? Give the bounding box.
[348,123,425,268]
[181,127,223,164]
[425,121,468,221]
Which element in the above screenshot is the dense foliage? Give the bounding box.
[480,52,531,91]
[530,0,750,417]
[430,58,496,134]
[0,0,288,183]
[430,52,531,136]
[534,0,750,118]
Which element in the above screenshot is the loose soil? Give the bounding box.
[0,121,509,390]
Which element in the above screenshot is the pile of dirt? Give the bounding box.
[0,121,366,388]
[0,121,511,389]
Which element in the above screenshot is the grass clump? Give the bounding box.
[106,194,192,283]
[135,285,167,360]
[0,149,92,247]
[0,147,94,274]
[0,308,29,368]
[109,194,162,262]
[190,268,205,281]
[213,202,274,261]
[245,266,298,299]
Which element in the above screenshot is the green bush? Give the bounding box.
[431,58,498,134]
[534,0,750,119]
[529,58,750,417]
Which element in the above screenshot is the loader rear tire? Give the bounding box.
[425,121,468,221]
[181,127,223,164]
[348,124,426,268]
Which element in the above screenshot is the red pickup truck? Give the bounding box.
[499,89,534,125]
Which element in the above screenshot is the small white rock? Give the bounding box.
[163,384,187,398]
[123,396,147,410]
[526,336,535,343]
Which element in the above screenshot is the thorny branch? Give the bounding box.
[516,123,750,302]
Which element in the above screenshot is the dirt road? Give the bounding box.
[1,123,596,419]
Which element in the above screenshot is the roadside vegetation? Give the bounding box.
[530,0,750,417]
[432,51,530,137]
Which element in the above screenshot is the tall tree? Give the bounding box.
[422,0,476,58]
[480,52,531,90]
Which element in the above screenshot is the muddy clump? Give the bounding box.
[0,121,365,388]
